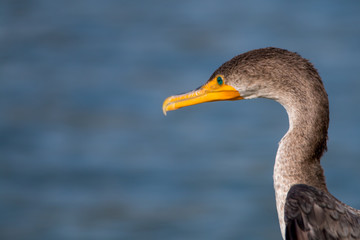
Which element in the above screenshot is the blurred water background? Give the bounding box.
[1,0,360,239]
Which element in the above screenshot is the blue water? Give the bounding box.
[1,1,360,239]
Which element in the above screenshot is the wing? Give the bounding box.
[285,184,360,240]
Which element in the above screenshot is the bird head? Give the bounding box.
[162,47,324,115]
[162,48,283,115]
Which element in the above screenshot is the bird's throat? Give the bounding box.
[273,99,329,238]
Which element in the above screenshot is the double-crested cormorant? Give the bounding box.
[163,47,360,239]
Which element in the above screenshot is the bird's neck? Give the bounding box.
[273,89,329,238]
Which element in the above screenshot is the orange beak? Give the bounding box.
[162,75,243,115]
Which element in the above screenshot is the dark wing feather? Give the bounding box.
[285,184,360,240]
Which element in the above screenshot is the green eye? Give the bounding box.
[217,76,223,85]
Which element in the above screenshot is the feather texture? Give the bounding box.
[285,184,360,240]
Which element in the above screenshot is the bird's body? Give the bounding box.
[163,47,360,239]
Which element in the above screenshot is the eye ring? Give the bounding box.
[217,76,223,85]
